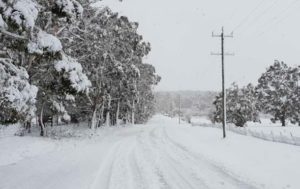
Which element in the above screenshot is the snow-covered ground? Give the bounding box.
[1,115,300,189]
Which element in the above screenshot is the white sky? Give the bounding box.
[99,0,300,91]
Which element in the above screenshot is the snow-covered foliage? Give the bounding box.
[63,7,159,127]
[27,30,62,54]
[65,94,75,102]
[53,0,83,21]
[55,54,91,92]
[0,0,39,30]
[0,58,38,123]
[211,60,299,127]
[130,64,140,78]
[0,1,159,134]
[0,0,90,134]
[212,83,260,127]
[52,101,70,121]
[257,61,298,126]
[0,14,7,28]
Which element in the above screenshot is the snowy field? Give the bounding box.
[1,115,300,189]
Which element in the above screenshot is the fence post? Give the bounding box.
[279,131,284,143]
[290,132,297,145]
[271,131,275,142]
[260,131,265,140]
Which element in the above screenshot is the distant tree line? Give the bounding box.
[155,91,217,120]
[212,60,300,127]
[0,0,160,135]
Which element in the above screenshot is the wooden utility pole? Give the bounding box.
[211,27,234,138]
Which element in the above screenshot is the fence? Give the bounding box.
[191,122,300,146]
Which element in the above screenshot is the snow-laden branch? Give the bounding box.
[0,29,27,40]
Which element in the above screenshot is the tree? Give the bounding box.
[135,63,161,124]
[289,66,300,126]
[65,7,158,128]
[0,0,90,135]
[0,58,38,124]
[0,1,160,133]
[212,83,259,127]
[257,61,296,126]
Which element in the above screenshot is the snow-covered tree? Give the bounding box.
[289,66,300,125]
[257,61,296,126]
[64,7,158,128]
[0,58,38,124]
[0,0,90,135]
[0,1,160,133]
[135,63,161,124]
[212,83,260,127]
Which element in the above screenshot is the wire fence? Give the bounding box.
[191,122,300,146]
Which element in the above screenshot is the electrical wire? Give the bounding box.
[237,0,281,36]
[232,0,266,32]
[255,0,299,37]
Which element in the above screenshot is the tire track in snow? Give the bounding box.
[90,123,258,189]
[134,126,206,189]
[135,128,171,189]
[90,129,149,189]
[89,142,122,189]
[161,126,259,189]
[148,127,208,189]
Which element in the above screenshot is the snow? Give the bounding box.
[131,64,140,77]
[55,0,83,19]
[13,0,39,28]
[27,31,62,54]
[0,14,7,28]
[1,115,300,189]
[191,116,212,125]
[55,54,91,92]
[0,136,57,166]
[52,101,71,121]
[0,0,39,29]
[65,94,75,102]
[0,123,20,138]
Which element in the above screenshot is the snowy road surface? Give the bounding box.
[1,115,300,189]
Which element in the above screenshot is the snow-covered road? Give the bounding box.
[1,115,299,189]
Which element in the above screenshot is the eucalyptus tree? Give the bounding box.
[0,0,90,135]
[65,7,155,128]
[212,83,259,127]
[257,61,296,126]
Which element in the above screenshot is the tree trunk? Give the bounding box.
[99,105,104,127]
[39,104,45,136]
[25,121,31,133]
[132,100,135,125]
[281,111,286,127]
[91,105,98,130]
[281,117,286,127]
[106,95,112,127]
[116,100,120,125]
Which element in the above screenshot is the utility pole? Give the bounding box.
[211,27,234,138]
[178,95,181,124]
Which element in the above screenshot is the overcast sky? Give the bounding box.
[98,0,300,91]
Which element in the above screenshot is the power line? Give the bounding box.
[255,0,299,37]
[237,0,281,36]
[211,27,234,139]
[232,0,266,32]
